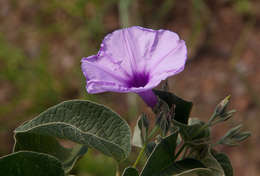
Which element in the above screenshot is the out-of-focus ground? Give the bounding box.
[0,0,260,175]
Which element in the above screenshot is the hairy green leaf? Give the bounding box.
[140,130,178,176]
[14,100,131,162]
[170,159,211,176]
[0,151,65,176]
[189,146,225,176]
[212,151,233,176]
[14,133,87,173]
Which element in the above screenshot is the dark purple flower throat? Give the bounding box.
[127,72,149,88]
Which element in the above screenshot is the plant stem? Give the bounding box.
[133,143,147,168]
[133,123,196,165]
[146,126,159,142]
[115,162,120,176]
[208,112,217,124]
[132,125,160,168]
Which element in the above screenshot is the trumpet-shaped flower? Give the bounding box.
[81,26,187,108]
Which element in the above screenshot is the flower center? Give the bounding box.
[127,73,149,88]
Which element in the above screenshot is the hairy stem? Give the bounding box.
[133,143,147,168]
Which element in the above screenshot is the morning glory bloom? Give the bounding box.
[81,26,187,108]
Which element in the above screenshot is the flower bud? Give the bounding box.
[215,95,231,117]
[218,125,251,146]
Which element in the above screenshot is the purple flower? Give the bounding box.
[81,26,187,108]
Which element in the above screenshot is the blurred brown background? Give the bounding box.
[0,0,259,175]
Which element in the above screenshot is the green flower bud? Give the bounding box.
[218,125,251,146]
[215,95,231,116]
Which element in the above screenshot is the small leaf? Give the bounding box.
[0,151,65,176]
[189,146,225,176]
[122,167,139,176]
[14,100,131,162]
[14,133,87,173]
[153,90,193,124]
[212,151,233,176]
[132,114,149,148]
[132,124,143,148]
[140,130,178,176]
[170,159,211,176]
[141,129,212,176]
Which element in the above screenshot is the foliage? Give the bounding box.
[0,100,131,175]
[0,89,250,175]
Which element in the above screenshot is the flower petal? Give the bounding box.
[98,26,164,74]
[99,26,186,76]
[81,55,130,93]
[81,26,187,95]
[85,80,130,93]
[149,39,187,82]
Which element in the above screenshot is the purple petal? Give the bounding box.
[81,26,187,104]
[148,39,187,84]
[137,90,158,108]
[98,26,187,85]
[81,55,130,93]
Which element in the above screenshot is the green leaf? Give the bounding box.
[170,159,211,176]
[0,151,65,176]
[122,167,139,176]
[153,90,193,124]
[132,114,149,148]
[174,168,212,176]
[132,122,143,148]
[212,151,233,176]
[173,119,210,143]
[14,133,87,173]
[14,100,131,162]
[140,130,179,176]
[189,146,225,176]
[142,155,211,176]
